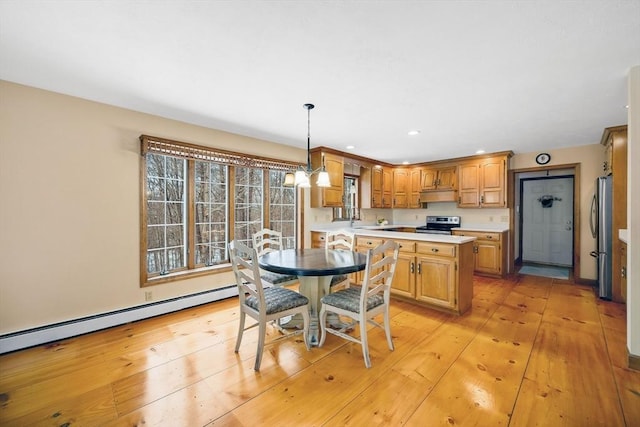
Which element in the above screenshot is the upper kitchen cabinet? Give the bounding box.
[458,153,511,208]
[601,125,627,303]
[392,168,409,208]
[310,151,344,207]
[421,166,456,191]
[394,167,423,208]
[409,167,422,208]
[367,166,393,208]
[382,167,393,208]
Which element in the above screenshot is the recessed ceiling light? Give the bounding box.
[476,149,486,154]
[408,130,421,136]
[402,161,409,165]
[346,145,355,149]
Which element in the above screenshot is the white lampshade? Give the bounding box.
[294,170,308,186]
[283,172,295,187]
[316,170,331,187]
[297,173,311,188]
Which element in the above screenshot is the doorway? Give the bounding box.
[512,166,579,278]
[520,176,574,266]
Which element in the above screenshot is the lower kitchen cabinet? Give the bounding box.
[311,232,475,314]
[390,239,474,315]
[452,230,507,277]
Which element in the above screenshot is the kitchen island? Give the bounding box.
[310,227,476,315]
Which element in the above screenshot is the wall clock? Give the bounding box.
[535,153,551,165]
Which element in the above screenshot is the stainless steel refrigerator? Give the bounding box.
[590,176,612,299]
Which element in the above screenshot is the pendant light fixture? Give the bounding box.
[284,103,331,188]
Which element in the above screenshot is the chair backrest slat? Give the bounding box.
[360,240,399,308]
[325,230,355,251]
[252,228,284,256]
[229,240,265,305]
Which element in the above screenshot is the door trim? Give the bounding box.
[508,163,582,281]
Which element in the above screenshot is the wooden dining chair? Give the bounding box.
[252,228,298,288]
[229,240,310,371]
[318,239,399,368]
[325,229,356,291]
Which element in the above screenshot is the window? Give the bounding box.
[269,170,296,249]
[234,166,263,248]
[140,135,299,285]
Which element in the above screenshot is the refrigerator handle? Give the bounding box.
[589,194,597,238]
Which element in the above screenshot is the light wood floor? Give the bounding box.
[1,273,639,426]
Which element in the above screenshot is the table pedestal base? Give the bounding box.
[277,275,349,346]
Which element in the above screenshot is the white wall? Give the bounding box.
[0,81,305,335]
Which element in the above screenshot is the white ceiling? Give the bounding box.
[1,1,638,164]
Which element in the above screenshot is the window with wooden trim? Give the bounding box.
[140,135,299,285]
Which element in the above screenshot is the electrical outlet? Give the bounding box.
[415,215,419,220]
[501,216,509,222]
[145,291,153,302]
[489,216,494,222]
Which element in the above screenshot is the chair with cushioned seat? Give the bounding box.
[325,229,356,291]
[229,240,310,371]
[252,228,298,288]
[318,239,399,368]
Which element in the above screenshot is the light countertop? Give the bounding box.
[311,227,477,245]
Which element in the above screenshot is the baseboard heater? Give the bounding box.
[0,285,239,355]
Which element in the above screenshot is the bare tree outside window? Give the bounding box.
[140,135,299,285]
[269,170,296,249]
[195,161,228,266]
[234,166,263,248]
[146,154,186,274]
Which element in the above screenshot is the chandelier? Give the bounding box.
[284,103,331,188]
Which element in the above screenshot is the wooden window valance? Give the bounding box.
[140,134,301,172]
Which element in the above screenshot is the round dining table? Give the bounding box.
[258,248,367,345]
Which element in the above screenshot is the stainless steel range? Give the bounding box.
[415,216,460,235]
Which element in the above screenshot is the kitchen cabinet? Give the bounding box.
[310,231,326,248]
[394,167,423,208]
[457,155,509,208]
[310,151,344,208]
[421,166,456,191]
[408,168,422,208]
[354,236,384,284]
[602,125,627,303]
[389,238,474,314]
[369,166,393,208]
[391,241,416,298]
[382,168,393,208]
[452,230,507,277]
[311,231,474,314]
[392,168,409,208]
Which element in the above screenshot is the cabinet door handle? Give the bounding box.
[480,195,484,204]
[417,263,421,274]
[486,235,492,239]
[431,248,439,253]
[410,262,415,274]
[622,266,627,279]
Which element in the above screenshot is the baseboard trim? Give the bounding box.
[0,285,238,355]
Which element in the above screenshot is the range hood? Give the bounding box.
[419,190,457,203]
